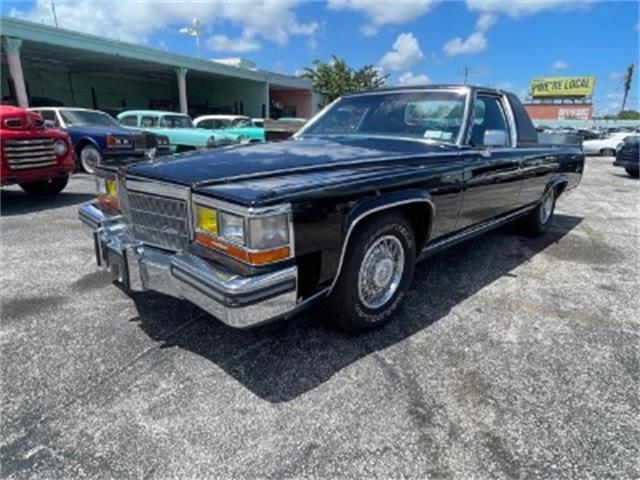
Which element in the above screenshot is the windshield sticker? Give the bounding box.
[423,130,453,140]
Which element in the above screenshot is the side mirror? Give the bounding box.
[483,129,508,147]
[43,119,56,128]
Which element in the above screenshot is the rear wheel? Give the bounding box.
[19,176,69,196]
[79,144,102,174]
[600,148,616,157]
[518,187,556,237]
[625,167,639,179]
[328,212,416,333]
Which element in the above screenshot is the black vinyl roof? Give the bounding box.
[344,84,507,96]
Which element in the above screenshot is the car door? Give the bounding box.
[456,93,522,230]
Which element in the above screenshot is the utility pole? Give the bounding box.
[458,66,475,85]
[50,2,59,27]
[621,63,634,113]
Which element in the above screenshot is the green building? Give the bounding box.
[0,17,319,119]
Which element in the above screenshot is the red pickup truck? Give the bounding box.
[1,105,75,195]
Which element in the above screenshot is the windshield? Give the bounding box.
[302,90,468,143]
[232,118,255,128]
[61,110,120,127]
[159,115,193,128]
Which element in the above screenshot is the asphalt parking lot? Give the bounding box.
[1,156,638,479]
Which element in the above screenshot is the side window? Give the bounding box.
[470,96,511,147]
[197,119,212,129]
[141,116,157,127]
[40,110,59,126]
[120,115,138,127]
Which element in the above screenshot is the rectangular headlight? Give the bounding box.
[96,177,117,197]
[196,205,218,235]
[219,212,245,245]
[248,214,289,250]
[106,178,117,198]
[193,196,292,265]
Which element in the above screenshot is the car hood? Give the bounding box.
[67,124,133,136]
[125,136,457,188]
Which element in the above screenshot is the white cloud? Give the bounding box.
[551,60,569,70]
[379,32,423,71]
[465,0,593,19]
[442,1,591,57]
[206,35,261,53]
[605,92,623,100]
[327,0,437,36]
[496,81,513,91]
[10,0,318,52]
[476,13,497,31]
[608,71,624,81]
[443,31,487,56]
[397,72,431,86]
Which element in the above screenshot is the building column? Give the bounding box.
[264,81,270,119]
[175,67,188,114]
[4,37,29,108]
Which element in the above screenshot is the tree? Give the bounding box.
[302,55,387,107]
[617,110,640,120]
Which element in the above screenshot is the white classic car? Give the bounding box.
[582,132,631,156]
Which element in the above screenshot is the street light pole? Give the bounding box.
[179,19,202,58]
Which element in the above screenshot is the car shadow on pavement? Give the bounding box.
[132,213,582,403]
[0,188,95,216]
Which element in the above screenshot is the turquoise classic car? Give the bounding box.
[117,110,236,153]
[193,115,266,143]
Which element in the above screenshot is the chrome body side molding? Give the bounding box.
[418,204,536,260]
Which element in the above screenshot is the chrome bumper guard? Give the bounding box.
[78,202,298,328]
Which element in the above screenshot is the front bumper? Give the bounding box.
[613,160,639,170]
[78,202,298,328]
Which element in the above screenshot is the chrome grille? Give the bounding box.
[120,180,190,251]
[3,138,57,170]
[134,132,156,150]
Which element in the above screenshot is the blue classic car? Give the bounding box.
[29,107,170,173]
[193,115,265,142]
[117,110,237,153]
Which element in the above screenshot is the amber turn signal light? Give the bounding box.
[195,233,290,266]
[97,193,119,210]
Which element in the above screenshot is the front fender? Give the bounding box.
[74,136,102,154]
[343,189,435,235]
[328,189,435,294]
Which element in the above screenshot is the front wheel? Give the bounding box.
[518,187,556,237]
[19,176,69,196]
[79,144,102,174]
[328,212,416,333]
[625,168,639,179]
[600,148,616,157]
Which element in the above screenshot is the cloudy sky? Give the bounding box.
[3,0,639,114]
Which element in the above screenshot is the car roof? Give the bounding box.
[29,107,101,112]
[196,115,249,120]
[343,84,500,97]
[118,110,189,116]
